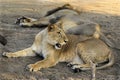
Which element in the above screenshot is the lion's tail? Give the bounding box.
[80,52,114,71]
[96,51,114,70]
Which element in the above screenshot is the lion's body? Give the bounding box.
[3,24,114,72]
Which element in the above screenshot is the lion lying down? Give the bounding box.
[3,23,114,76]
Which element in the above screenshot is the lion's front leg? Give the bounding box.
[27,55,58,72]
[15,16,38,27]
[3,47,36,58]
[15,16,37,25]
[16,16,50,27]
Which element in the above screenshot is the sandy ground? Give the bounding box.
[0,0,120,80]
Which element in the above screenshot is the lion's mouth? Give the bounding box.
[55,43,62,49]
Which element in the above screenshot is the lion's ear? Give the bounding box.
[57,20,63,29]
[48,24,56,32]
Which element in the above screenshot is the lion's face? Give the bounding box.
[46,24,68,49]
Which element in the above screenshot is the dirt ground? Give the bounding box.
[0,0,120,80]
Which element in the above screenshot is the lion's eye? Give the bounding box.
[57,32,60,34]
[57,32,62,37]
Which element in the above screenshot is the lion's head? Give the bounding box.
[46,23,68,49]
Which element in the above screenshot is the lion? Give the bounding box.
[15,4,119,50]
[3,23,114,76]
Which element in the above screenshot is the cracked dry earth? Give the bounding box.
[0,0,120,80]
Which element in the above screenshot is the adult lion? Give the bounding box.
[3,23,114,73]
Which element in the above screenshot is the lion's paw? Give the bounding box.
[19,23,32,27]
[2,52,18,58]
[2,52,9,57]
[72,65,82,73]
[27,64,41,72]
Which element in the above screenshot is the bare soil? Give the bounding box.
[0,0,120,80]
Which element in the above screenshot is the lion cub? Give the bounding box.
[3,23,114,73]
